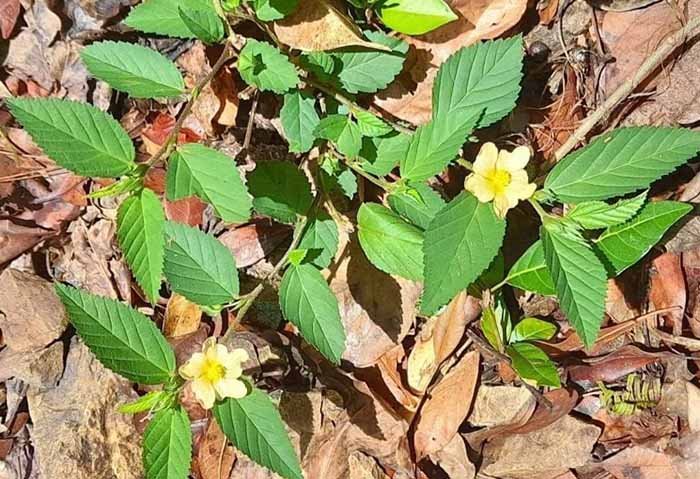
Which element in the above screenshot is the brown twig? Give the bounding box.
[553,15,700,161]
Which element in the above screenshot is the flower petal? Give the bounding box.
[214,378,248,399]
[179,352,206,379]
[493,193,517,218]
[473,142,499,175]
[192,378,217,409]
[465,175,496,203]
[497,146,531,172]
[202,337,218,358]
[507,170,537,201]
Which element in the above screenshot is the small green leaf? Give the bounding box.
[357,203,424,281]
[595,201,693,275]
[505,242,556,296]
[279,263,346,363]
[247,160,313,224]
[387,183,446,230]
[287,249,308,267]
[163,221,239,307]
[119,391,168,414]
[315,114,362,158]
[481,306,503,353]
[125,0,213,38]
[117,188,165,304]
[281,91,320,153]
[361,133,410,176]
[214,389,303,479]
[143,407,192,479]
[545,127,700,203]
[378,0,457,35]
[81,41,185,98]
[506,342,560,387]
[297,212,339,269]
[433,37,524,129]
[253,0,299,21]
[422,192,506,315]
[510,317,557,343]
[320,161,357,200]
[178,6,225,44]
[565,191,647,229]
[542,222,607,348]
[354,110,393,137]
[55,284,175,384]
[167,144,252,224]
[6,98,135,177]
[238,39,299,93]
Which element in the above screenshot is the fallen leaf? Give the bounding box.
[212,67,239,127]
[0,0,20,39]
[568,345,663,385]
[0,342,64,389]
[686,382,700,433]
[164,293,203,338]
[649,252,686,335]
[430,435,475,479]
[468,385,535,428]
[375,345,421,413]
[195,418,235,479]
[165,197,207,227]
[603,446,679,479]
[412,351,480,460]
[219,220,292,268]
[508,388,579,435]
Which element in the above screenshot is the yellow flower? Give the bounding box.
[464,142,537,218]
[179,337,249,409]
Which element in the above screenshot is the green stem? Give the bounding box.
[528,197,549,221]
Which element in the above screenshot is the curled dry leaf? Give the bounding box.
[219,220,292,268]
[567,344,664,385]
[412,350,480,460]
[164,293,203,338]
[195,418,235,479]
[649,252,686,335]
[0,0,20,39]
[375,0,527,125]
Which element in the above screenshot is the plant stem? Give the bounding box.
[528,197,549,221]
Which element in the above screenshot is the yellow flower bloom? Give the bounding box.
[179,337,249,409]
[464,142,537,218]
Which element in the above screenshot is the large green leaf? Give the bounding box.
[335,31,408,94]
[238,39,299,93]
[55,284,175,384]
[354,110,393,138]
[143,407,192,479]
[545,127,700,203]
[117,188,165,304]
[541,223,607,348]
[166,144,252,224]
[422,192,506,315]
[297,212,339,269]
[315,114,362,158]
[280,91,320,153]
[6,98,134,177]
[510,317,557,343]
[125,0,213,38]
[361,133,410,176]
[163,221,239,307]
[507,342,560,387]
[357,203,424,281]
[433,37,524,129]
[565,191,647,229]
[178,6,225,44]
[377,0,457,35]
[596,201,692,275]
[81,41,184,98]
[505,241,556,296]
[253,0,299,21]
[387,183,446,230]
[214,389,303,479]
[279,263,346,363]
[247,160,313,224]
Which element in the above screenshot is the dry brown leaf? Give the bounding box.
[686,382,700,433]
[468,385,535,428]
[375,0,527,125]
[412,350,480,460]
[375,345,421,413]
[567,345,663,384]
[212,67,239,127]
[164,293,202,339]
[273,0,387,52]
[430,435,475,479]
[0,0,20,39]
[219,220,291,268]
[602,446,678,479]
[165,197,207,227]
[195,419,235,479]
[649,252,686,335]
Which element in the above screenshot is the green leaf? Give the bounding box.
[400,112,480,182]
[315,114,362,158]
[510,317,557,343]
[297,212,339,269]
[595,201,693,275]
[119,391,168,414]
[335,31,408,94]
[253,0,299,21]
[387,183,446,230]
[541,222,607,348]
[247,160,313,224]
[506,342,560,387]
[6,98,135,177]
[505,241,556,296]
[481,306,503,353]
[55,284,175,384]
[378,0,457,35]
[81,41,184,99]
[214,389,303,479]
[361,133,410,176]
[163,221,239,307]
[117,189,165,304]
[565,191,647,229]
[238,39,299,93]
[433,37,524,129]
[281,91,320,153]
[357,203,424,281]
[125,0,213,38]
[320,161,357,200]
[178,6,225,44]
[166,143,252,224]
[354,110,393,137]
[279,263,346,363]
[143,407,192,479]
[545,127,700,203]
[422,192,506,315]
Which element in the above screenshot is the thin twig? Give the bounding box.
[242,90,259,152]
[553,15,700,161]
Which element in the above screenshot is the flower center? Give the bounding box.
[488,169,511,195]
[201,359,226,383]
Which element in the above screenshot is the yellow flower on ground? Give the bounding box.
[464,142,537,218]
[179,337,249,409]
